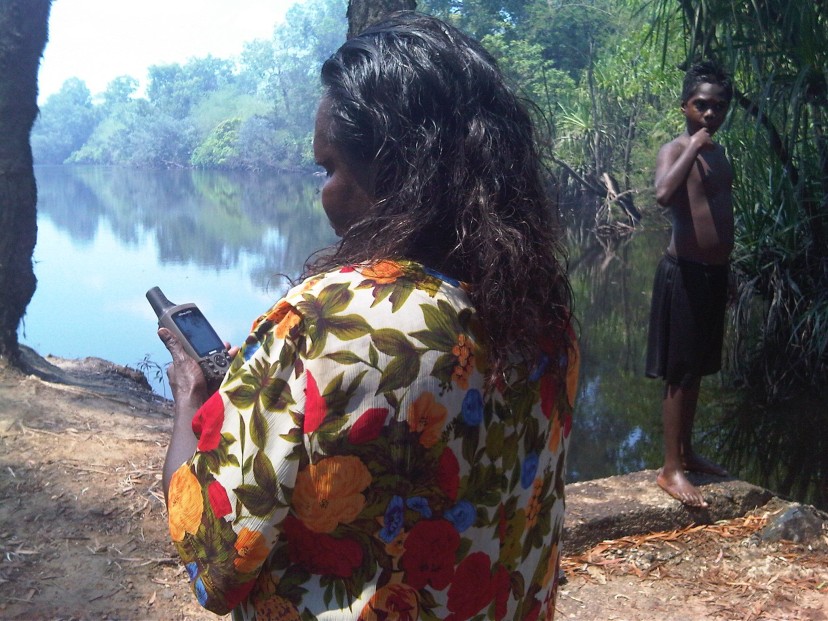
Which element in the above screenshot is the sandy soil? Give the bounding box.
[0,349,825,620]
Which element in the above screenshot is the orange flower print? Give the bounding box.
[300,276,323,294]
[234,527,269,573]
[168,464,203,542]
[262,301,302,339]
[277,309,301,339]
[451,333,475,389]
[407,392,448,448]
[360,260,405,284]
[548,415,562,453]
[358,583,420,621]
[525,478,544,530]
[254,595,301,620]
[293,456,372,533]
[542,542,560,587]
[566,343,579,408]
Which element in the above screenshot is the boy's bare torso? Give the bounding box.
[664,136,734,265]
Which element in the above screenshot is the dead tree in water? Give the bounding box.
[552,155,641,234]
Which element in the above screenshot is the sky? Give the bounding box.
[38,0,304,102]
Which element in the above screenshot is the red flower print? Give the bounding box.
[446,552,494,620]
[539,374,558,420]
[283,516,363,578]
[304,370,326,434]
[192,391,225,452]
[207,480,232,518]
[492,564,511,620]
[348,408,388,444]
[225,579,256,610]
[436,448,460,502]
[523,599,542,621]
[401,519,459,590]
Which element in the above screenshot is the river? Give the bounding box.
[26,165,732,484]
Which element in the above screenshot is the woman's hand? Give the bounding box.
[158,326,210,498]
[158,327,210,405]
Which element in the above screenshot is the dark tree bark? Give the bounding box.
[346,0,416,39]
[0,1,51,362]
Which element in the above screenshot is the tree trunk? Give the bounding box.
[346,0,416,39]
[0,1,51,362]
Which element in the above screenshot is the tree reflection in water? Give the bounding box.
[29,166,825,506]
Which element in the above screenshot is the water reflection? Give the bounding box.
[565,221,730,482]
[26,166,738,488]
[35,166,335,281]
[28,165,337,405]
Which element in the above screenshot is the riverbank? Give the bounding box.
[0,348,825,620]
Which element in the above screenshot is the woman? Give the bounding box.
[161,12,578,620]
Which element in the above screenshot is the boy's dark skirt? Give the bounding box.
[645,253,728,385]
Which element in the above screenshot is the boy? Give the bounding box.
[646,61,734,508]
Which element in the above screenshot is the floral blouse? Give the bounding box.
[167,259,579,621]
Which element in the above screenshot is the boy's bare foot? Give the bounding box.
[683,452,729,477]
[656,468,709,508]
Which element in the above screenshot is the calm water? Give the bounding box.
[25,165,727,483]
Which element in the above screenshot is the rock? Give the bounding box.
[758,502,828,544]
[563,469,774,554]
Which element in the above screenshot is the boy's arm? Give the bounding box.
[654,129,714,206]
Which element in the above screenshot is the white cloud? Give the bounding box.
[38,0,301,101]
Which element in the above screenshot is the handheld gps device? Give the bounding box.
[146,286,232,392]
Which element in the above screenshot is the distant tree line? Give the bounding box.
[33,0,349,170]
[31,0,680,201]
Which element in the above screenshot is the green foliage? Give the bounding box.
[191,118,243,168]
[33,0,345,171]
[646,0,828,398]
[147,55,237,119]
[31,78,98,164]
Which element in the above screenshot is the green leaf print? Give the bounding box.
[376,352,420,394]
[234,483,277,517]
[261,377,294,413]
[316,282,353,313]
[326,315,372,342]
[371,328,415,357]
[420,300,461,343]
[485,421,506,459]
[250,404,268,450]
[252,451,278,490]
[324,351,364,365]
[226,383,258,411]
[387,283,414,312]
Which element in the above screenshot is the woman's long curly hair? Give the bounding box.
[309,11,573,382]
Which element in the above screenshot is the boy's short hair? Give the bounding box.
[681,60,733,104]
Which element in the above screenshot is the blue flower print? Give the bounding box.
[461,389,484,426]
[521,453,539,489]
[406,496,432,518]
[243,341,261,361]
[529,352,551,382]
[423,266,460,287]
[379,495,405,543]
[194,577,208,606]
[185,562,199,582]
[445,500,476,532]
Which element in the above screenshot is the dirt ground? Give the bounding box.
[0,349,825,621]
